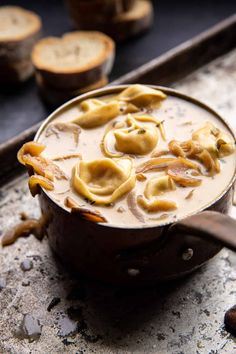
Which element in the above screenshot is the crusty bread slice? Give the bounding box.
[123,0,136,11]
[65,0,135,23]
[109,0,153,41]
[0,58,34,86]
[0,6,42,62]
[66,0,121,20]
[32,31,115,90]
[36,72,108,107]
[65,0,153,42]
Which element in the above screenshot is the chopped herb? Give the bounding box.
[156,120,165,127]
[84,197,95,205]
[149,213,169,221]
[136,173,147,182]
[211,127,220,136]
[185,189,195,200]
[137,129,146,134]
[105,203,114,207]
[180,121,192,126]
[117,206,125,213]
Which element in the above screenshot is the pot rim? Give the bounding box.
[35,84,236,230]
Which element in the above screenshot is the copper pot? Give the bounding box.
[35,85,236,285]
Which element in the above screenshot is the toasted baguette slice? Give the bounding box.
[32,31,115,90]
[0,6,42,63]
[65,0,135,23]
[0,58,34,86]
[36,72,108,107]
[123,0,136,11]
[108,0,154,41]
[66,0,153,42]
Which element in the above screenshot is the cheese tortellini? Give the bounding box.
[192,122,219,158]
[192,121,235,158]
[102,115,159,157]
[72,157,136,205]
[144,174,176,199]
[114,116,158,155]
[71,85,167,130]
[72,99,120,128]
[118,84,167,106]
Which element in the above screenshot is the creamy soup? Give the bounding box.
[18,85,236,227]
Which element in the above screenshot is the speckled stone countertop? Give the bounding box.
[0,49,236,354]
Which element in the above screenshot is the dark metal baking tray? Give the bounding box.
[0,16,236,354]
[0,14,235,182]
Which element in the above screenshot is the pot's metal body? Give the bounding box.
[36,86,236,285]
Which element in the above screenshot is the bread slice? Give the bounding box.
[36,72,108,107]
[65,0,135,23]
[110,0,153,41]
[65,0,153,42]
[123,0,136,11]
[32,31,115,90]
[0,6,42,63]
[0,58,34,86]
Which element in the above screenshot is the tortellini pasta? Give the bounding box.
[144,174,176,199]
[72,99,120,128]
[72,157,136,205]
[117,84,166,106]
[114,117,158,155]
[102,115,159,157]
[192,122,220,158]
[192,122,235,158]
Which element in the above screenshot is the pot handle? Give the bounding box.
[168,210,236,252]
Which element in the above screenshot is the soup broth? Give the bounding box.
[21,85,236,227]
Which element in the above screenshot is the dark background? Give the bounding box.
[0,0,235,143]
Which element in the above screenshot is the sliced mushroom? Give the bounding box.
[52,153,82,161]
[167,159,202,187]
[1,214,48,246]
[64,197,107,223]
[28,175,54,196]
[45,122,81,146]
[216,132,235,157]
[127,192,145,223]
[137,195,177,212]
[144,175,176,199]
[197,150,220,176]
[151,149,169,158]
[136,157,178,174]
[17,141,45,165]
[17,141,67,181]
